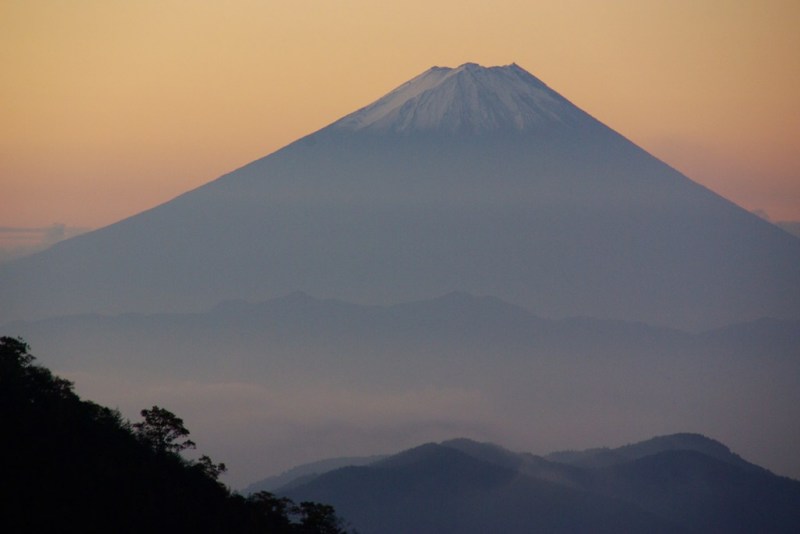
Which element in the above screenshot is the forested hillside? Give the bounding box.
[0,336,348,533]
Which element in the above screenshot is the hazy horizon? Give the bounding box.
[7,291,799,488]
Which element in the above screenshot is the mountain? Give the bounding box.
[243,454,387,494]
[1,63,798,328]
[274,435,800,534]
[545,433,765,472]
[282,442,682,533]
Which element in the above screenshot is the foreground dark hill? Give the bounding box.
[0,337,349,533]
[7,292,800,485]
[2,63,798,329]
[277,435,800,534]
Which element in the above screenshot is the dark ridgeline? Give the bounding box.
[1,63,798,329]
[270,435,800,534]
[0,337,349,533]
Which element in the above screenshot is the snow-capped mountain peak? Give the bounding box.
[331,63,588,134]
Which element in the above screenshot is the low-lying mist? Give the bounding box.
[7,292,799,488]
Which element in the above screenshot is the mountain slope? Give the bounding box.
[595,450,800,533]
[243,454,387,494]
[1,63,798,329]
[276,436,800,534]
[545,433,765,472]
[283,443,683,534]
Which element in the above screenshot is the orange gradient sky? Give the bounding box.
[2,0,799,240]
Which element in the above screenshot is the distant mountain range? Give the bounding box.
[254,434,800,533]
[7,289,800,369]
[5,291,799,484]
[1,63,798,329]
[7,291,798,376]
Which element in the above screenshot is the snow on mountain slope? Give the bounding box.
[331,63,586,134]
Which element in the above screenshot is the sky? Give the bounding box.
[1,0,799,256]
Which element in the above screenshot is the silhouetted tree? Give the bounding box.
[296,501,348,534]
[133,405,196,454]
[195,454,227,481]
[248,491,296,530]
[0,336,33,367]
[246,492,349,533]
[1,335,74,402]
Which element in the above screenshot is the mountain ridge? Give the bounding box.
[544,432,766,473]
[273,435,800,533]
